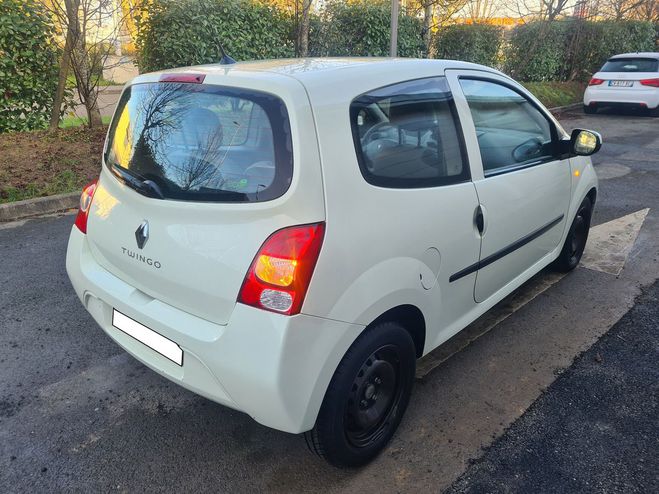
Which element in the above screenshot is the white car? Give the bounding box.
[584,52,659,115]
[66,58,600,467]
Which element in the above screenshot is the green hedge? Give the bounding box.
[505,20,656,82]
[135,3,655,83]
[310,0,424,58]
[505,21,572,82]
[0,0,59,133]
[434,24,503,68]
[136,0,295,73]
[569,21,657,80]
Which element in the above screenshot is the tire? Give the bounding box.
[649,106,659,117]
[583,104,597,115]
[305,322,416,468]
[552,196,592,273]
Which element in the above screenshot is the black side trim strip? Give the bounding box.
[449,214,565,283]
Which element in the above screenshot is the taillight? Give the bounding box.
[74,179,98,234]
[589,78,605,86]
[640,78,659,88]
[237,223,325,315]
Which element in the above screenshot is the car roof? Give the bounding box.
[131,57,502,91]
[608,52,659,60]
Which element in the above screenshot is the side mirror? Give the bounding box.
[569,128,602,156]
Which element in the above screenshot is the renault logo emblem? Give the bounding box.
[135,220,149,249]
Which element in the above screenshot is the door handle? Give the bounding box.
[475,205,485,235]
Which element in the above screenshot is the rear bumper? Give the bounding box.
[66,227,363,434]
[584,86,659,109]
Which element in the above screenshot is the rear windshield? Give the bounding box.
[601,58,659,73]
[105,82,293,202]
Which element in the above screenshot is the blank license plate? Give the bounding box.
[609,80,633,87]
[112,309,183,365]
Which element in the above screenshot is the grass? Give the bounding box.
[522,81,587,109]
[60,115,112,129]
[0,125,107,204]
[66,74,121,87]
[1,170,80,203]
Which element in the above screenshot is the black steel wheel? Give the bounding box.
[344,344,403,449]
[553,196,592,272]
[305,322,416,467]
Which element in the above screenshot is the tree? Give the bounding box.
[406,0,469,55]
[631,0,659,21]
[298,0,313,56]
[600,0,648,19]
[507,0,575,21]
[49,0,76,129]
[466,0,498,19]
[42,0,133,128]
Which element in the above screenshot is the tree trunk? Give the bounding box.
[50,26,74,130]
[423,2,432,57]
[299,0,312,57]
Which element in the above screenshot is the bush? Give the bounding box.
[434,24,504,68]
[136,0,295,72]
[505,20,657,82]
[309,0,424,58]
[505,21,572,82]
[569,20,656,80]
[0,0,59,133]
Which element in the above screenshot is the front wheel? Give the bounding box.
[552,196,592,272]
[305,322,416,467]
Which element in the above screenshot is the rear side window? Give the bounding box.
[350,77,468,188]
[601,58,659,73]
[105,83,293,202]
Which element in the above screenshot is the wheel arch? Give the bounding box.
[586,186,597,207]
[368,304,426,358]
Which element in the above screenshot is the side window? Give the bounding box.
[350,77,469,188]
[459,78,557,175]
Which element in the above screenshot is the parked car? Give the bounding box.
[584,52,659,115]
[66,58,600,467]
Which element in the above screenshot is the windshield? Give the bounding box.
[601,58,659,73]
[105,83,293,202]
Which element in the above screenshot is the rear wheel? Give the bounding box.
[552,196,592,272]
[584,104,597,115]
[649,106,659,117]
[305,322,416,467]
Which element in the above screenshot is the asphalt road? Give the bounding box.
[447,281,658,494]
[1,108,657,493]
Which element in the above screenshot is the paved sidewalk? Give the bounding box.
[73,85,123,119]
[447,281,659,493]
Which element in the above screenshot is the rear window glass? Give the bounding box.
[105,83,293,202]
[601,58,659,73]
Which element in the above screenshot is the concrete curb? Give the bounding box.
[549,102,583,113]
[0,192,79,223]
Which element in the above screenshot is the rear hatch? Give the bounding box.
[593,56,659,91]
[86,75,324,325]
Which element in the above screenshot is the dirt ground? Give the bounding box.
[0,126,106,203]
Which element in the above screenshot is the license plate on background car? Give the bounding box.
[112,309,183,365]
[609,80,633,87]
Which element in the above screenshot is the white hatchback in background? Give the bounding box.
[584,52,659,115]
[66,58,601,467]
